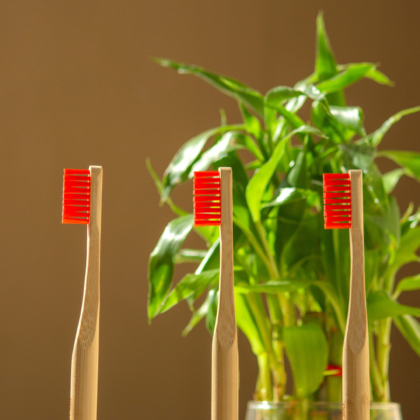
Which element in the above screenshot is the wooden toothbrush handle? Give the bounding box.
[70,316,100,420]
[212,332,238,420]
[70,166,103,420]
[211,167,238,420]
[343,170,369,420]
[342,336,369,420]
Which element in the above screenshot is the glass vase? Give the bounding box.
[245,401,402,420]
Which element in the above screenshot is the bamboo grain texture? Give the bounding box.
[211,167,238,420]
[70,166,103,420]
[343,169,370,420]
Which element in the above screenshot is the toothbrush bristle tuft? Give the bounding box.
[62,169,91,224]
[193,171,221,227]
[323,173,352,229]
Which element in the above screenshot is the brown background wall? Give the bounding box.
[0,1,420,419]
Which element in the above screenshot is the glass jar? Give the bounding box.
[245,401,402,420]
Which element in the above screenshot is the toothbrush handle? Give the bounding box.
[211,168,238,420]
[212,332,238,420]
[70,166,103,420]
[343,170,369,420]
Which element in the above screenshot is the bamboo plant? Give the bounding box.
[147,14,420,404]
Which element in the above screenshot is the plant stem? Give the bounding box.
[235,218,273,271]
[254,220,296,399]
[246,293,284,399]
[255,221,296,326]
[375,272,394,401]
[325,302,343,402]
[369,328,385,401]
[256,354,273,401]
[376,318,391,401]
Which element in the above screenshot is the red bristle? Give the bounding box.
[323,173,352,229]
[194,171,219,177]
[193,171,221,227]
[62,169,91,224]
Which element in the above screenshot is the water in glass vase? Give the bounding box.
[245,401,402,420]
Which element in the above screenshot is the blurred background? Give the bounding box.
[0,0,420,419]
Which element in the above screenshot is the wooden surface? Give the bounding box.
[211,167,238,420]
[70,166,103,420]
[343,170,370,420]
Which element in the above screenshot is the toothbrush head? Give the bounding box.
[323,173,352,229]
[193,171,221,227]
[62,169,91,224]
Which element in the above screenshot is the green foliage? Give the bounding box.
[284,324,328,398]
[148,14,420,404]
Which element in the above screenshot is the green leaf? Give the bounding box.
[315,13,338,82]
[330,106,365,137]
[282,212,321,273]
[146,158,187,216]
[206,289,218,334]
[311,281,346,332]
[263,188,320,209]
[274,201,307,269]
[175,249,207,264]
[369,106,420,146]
[336,64,393,87]
[389,227,420,276]
[290,125,328,139]
[367,291,420,321]
[182,290,213,336]
[315,13,344,106]
[196,239,220,274]
[246,137,288,222]
[396,274,420,293]
[394,315,420,357]
[235,279,312,294]
[271,105,306,131]
[283,323,328,397]
[265,85,325,108]
[365,192,400,251]
[236,133,264,161]
[363,163,388,216]
[213,151,265,261]
[161,125,242,201]
[387,196,401,245]
[288,147,308,189]
[158,269,219,314]
[365,249,379,293]
[191,132,241,173]
[235,293,267,356]
[365,67,394,86]
[264,85,325,136]
[148,215,194,320]
[317,63,376,93]
[264,86,324,139]
[246,125,322,223]
[239,103,263,142]
[379,150,420,180]
[311,102,362,142]
[383,169,405,194]
[154,58,264,116]
[339,143,374,170]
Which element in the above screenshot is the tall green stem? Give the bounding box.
[254,220,296,399]
[376,318,391,401]
[245,292,284,399]
[373,270,396,402]
[256,354,273,401]
[369,328,385,401]
[255,221,296,326]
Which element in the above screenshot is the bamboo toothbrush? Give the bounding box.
[193,168,238,420]
[62,166,103,420]
[323,170,369,420]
